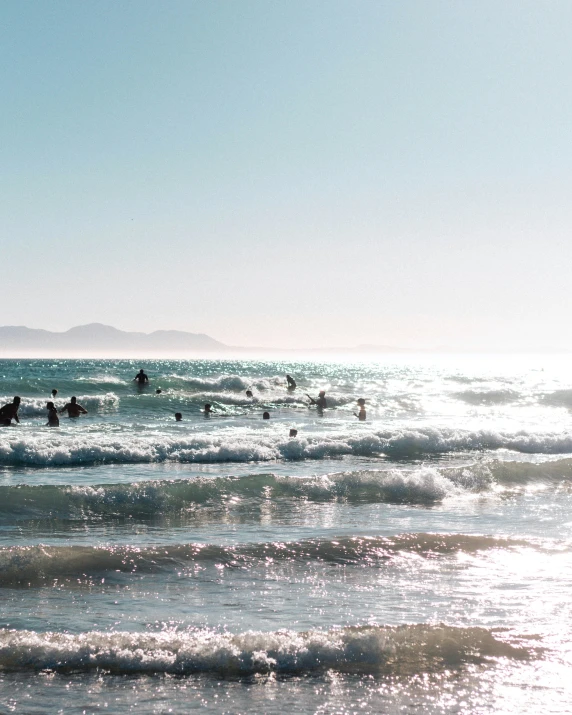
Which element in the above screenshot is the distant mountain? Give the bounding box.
[0,323,415,357]
[0,324,228,357]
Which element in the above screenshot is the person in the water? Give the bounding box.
[59,396,88,418]
[175,412,183,421]
[286,374,297,390]
[46,402,59,427]
[263,411,270,419]
[307,391,327,409]
[354,398,366,421]
[204,403,213,417]
[0,396,20,425]
[134,369,149,386]
[289,428,298,437]
[51,389,58,399]
[245,390,253,398]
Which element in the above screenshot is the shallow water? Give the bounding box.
[1,356,572,712]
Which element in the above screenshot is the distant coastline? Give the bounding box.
[0,323,410,358]
[0,324,568,357]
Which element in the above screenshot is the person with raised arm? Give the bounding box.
[307,390,327,410]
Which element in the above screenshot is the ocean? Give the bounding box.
[0,355,571,713]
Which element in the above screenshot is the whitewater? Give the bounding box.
[1,355,572,713]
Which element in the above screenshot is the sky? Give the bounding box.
[2,0,572,351]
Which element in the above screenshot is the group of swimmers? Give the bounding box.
[201,374,366,421]
[0,392,88,427]
[0,370,367,427]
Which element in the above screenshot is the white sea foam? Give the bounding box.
[0,624,531,675]
[1,425,572,465]
[171,375,284,392]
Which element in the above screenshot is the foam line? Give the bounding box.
[0,624,532,675]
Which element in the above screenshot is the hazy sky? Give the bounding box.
[2,1,572,350]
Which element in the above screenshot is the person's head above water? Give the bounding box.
[357,398,365,406]
[71,396,77,404]
[289,428,298,437]
[51,389,58,397]
[263,411,270,419]
[47,401,55,410]
[175,412,182,421]
[204,403,212,412]
[246,390,253,398]
[319,391,326,397]
[156,389,162,394]
[138,369,145,374]
[13,396,20,405]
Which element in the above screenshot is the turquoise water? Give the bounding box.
[1,356,572,713]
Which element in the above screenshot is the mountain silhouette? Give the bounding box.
[0,324,228,357]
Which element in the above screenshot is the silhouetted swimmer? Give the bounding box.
[263,411,270,419]
[286,374,297,390]
[307,391,327,409]
[0,397,20,425]
[51,389,58,399]
[59,396,87,418]
[245,390,253,398]
[46,402,59,427]
[204,403,213,417]
[156,388,162,394]
[175,412,182,422]
[134,369,149,386]
[289,428,298,437]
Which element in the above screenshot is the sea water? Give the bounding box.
[0,355,571,713]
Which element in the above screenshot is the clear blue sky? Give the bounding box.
[2,0,572,350]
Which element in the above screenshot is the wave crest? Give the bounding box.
[0,534,525,585]
[0,624,532,675]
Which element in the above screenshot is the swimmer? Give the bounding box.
[354,397,366,420]
[204,403,213,417]
[175,412,183,421]
[59,396,88,418]
[307,391,327,409]
[134,369,149,386]
[263,411,270,419]
[156,388,162,394]
[46,402,59,427]
[0,396,20,425]
[245,390,253,398]
[286,374,297,391]
[51,389,58,399]
[289,428,298,437]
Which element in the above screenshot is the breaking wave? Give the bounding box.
[2,426,572,466]
[453,390,520,406]
[540,390,572,409]
[1,458,570,524]
[171,375,283,393]
[0,534,526,585]
[0,624,532,675]
[0,470,468,521]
